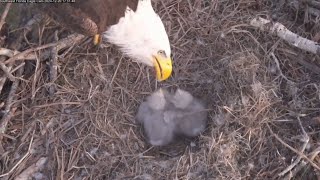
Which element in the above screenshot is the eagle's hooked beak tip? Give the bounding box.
[153,55,173,82]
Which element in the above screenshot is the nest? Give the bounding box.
[0,1,320,179]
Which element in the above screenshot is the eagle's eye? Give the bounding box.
[158,50,166,57]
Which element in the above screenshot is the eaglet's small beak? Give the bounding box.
[153,54,172,81]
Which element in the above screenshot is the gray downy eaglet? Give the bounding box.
[136,88,208,146]
[136,89,176,146]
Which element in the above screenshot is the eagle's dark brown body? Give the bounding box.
[37,0,139,36]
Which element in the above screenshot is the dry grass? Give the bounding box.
[1,0,320,179]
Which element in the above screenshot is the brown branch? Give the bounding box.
[0,107,16,154]
[283,147,320,179]
[0,62,15,81]
[267,124,320,172]
[288,53,320,75]
[308,6,320,17]
[289,0,320,16]
[0,3,12,31]
[250,17,320,55]
[15,157,48,180]
[307,0,320,9]
[0,133,34,178]
[4,42,58,64]
[3,33,85,65]
[269,52,296,83]
[0,66,24,152]
[278,117,310,176]
[0,48,20,57]
[308,146,320,160]
[49,30,59,96]
[283,160,307,180]
[0,14,43,94]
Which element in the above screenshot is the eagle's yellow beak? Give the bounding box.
[93,34,101,45]
[153,54,172,81]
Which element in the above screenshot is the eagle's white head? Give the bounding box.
[104,0,172,81]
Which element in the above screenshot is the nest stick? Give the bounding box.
[0,62,15,81]
[267,124,320,172]
[0,107,16,154]
[0,132,34,178]
[0,13,42,144]
[0,48,20,57]
[4,42,58,64]
[0,66,24,152]
[278,117,310,176]
[285,53,320,75]
[0,3,12,31]
[0,14,42,94]
[3,33,85,65]
[250,17,320,55]
[49,31,59,96]
[283,147,320,179]
[279,153,304,177]
[15,157,48,180]
[269,52,296,84]
[289,0,320,17]
[307,0,320,9]
[283,161,307,180]
[307,6,320,17]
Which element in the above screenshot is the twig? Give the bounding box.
[0,132,34,178]
[279,149,305,177]
[0,14,42,94]
[0,48,20,57]
[283,160,307,180]
[0,62,15,81]
[4,42,57,64]
[3,33,85,65]
[4,68,23,112]
[0,61,13,95]
[0,66,24,147]
[10,62,25,74]
[297,117,308,139]
[250,17,320,55]
[267,124,320,172]
[49,30,59,96]
[286,53,320,74]
[269,52,296,84]
[308,146,320,160]
[0,107,16,154]
[283,146,320,179]
[15,157,48,180]
[0,3,14,95]
[0,3,12,31]
[24,14,43,31]
[308,6,320,16]
[31,56,40,100]
[307,0,320,9]
[0,14,39,151]
[278,117,310,176]
[289,0,320,17]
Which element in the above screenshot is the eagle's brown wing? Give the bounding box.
[37,0,139,36]
[37,4,98,36]
[69,0,139,33]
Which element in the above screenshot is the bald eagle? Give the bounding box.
[37,0,172,81]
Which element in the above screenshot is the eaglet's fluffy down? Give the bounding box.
[136,88,208,146]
